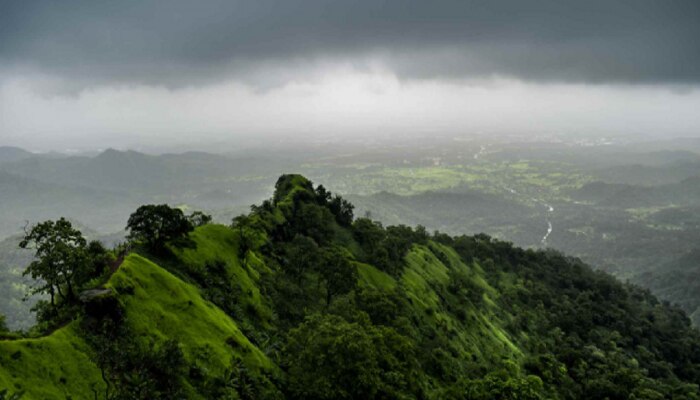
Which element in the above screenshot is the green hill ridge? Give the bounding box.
[1,174,699,399]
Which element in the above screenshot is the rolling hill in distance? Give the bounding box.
[1,138,700,331]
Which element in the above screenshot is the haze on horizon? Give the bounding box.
[1,0,700,152]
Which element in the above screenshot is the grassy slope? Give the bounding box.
[0,230,274,399]
[107,253,274,375]
[403,243,520,363]
[0,220,521,398]
[359,240,520,369]
[0,324,103,399]
[169,224,273,326]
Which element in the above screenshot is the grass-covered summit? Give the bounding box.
[1,174,700,399]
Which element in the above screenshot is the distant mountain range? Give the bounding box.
[0,146,33,164]
[348,189,541,245]
[573,176,700,208]
[0,147,293,237]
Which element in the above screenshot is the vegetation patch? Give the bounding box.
[107,254,274,374]
[0,324,103,399]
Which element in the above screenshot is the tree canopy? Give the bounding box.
[126,204,193,251]
[19,218,89,307]
[187,211,212,227]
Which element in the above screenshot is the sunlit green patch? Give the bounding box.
[0,324,103,399]
[171,224,273,325]
[356,262,396,290]
[399,244,521,365]
[107,254,274,375]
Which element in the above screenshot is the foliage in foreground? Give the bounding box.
[1,174,699,399]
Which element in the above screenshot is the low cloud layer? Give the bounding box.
[2,0,699,87]
[1,1,699,150]
[4,72,700,152]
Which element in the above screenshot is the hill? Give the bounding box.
[347,189,542,245]
[0,170,139,238]
[635,248,700,327]
[591,161,700,186]
[0,148,286,196]
[0,148,294,237]
[573,177,700,208]
[1,174,699,399]
[0,147,33,165]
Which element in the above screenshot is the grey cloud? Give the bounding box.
[1,0,699,87]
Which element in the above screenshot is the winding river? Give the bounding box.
[473,145,554,247]
[504,188,555,246]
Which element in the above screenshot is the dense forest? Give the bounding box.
[1,174,699,399]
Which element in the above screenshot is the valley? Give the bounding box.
[2,137,700,331]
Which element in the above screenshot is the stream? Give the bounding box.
[504,187,555,246]
[473,146,554,247]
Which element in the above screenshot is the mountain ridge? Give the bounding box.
[1,174,699,399]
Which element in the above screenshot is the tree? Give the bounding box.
[187,211,212,227]
[355,287,410,328]
[318,247,358,306]
[353,218,386,249]
[218,359,259,400]
[461,367,544,400]
[0,314,7,333]
[289,202,336,246]
[352,218,390,269]
[314,184,332,205]
[284,313,419,400]
[85,240,112,280]
[85,315,186,400]
[314,185,353,226]
[126,204,193,252]
[448,268,484,307]
[282,235,320,283]
[284,314,382,400]
[231,214,267,265]
[19,218,90,307]
[328,195,354,227]
[232,214,253,258]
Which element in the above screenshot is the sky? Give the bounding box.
[1,0,699,152]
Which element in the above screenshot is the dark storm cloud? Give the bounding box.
[1,0,699,86]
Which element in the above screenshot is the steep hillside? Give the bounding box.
[0,252,276,399]
[0,324,102,399]
[1,174,699,399]
[635,249,700,327]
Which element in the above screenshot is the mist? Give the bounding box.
[3,71,700,152]
[2,0,700,151]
